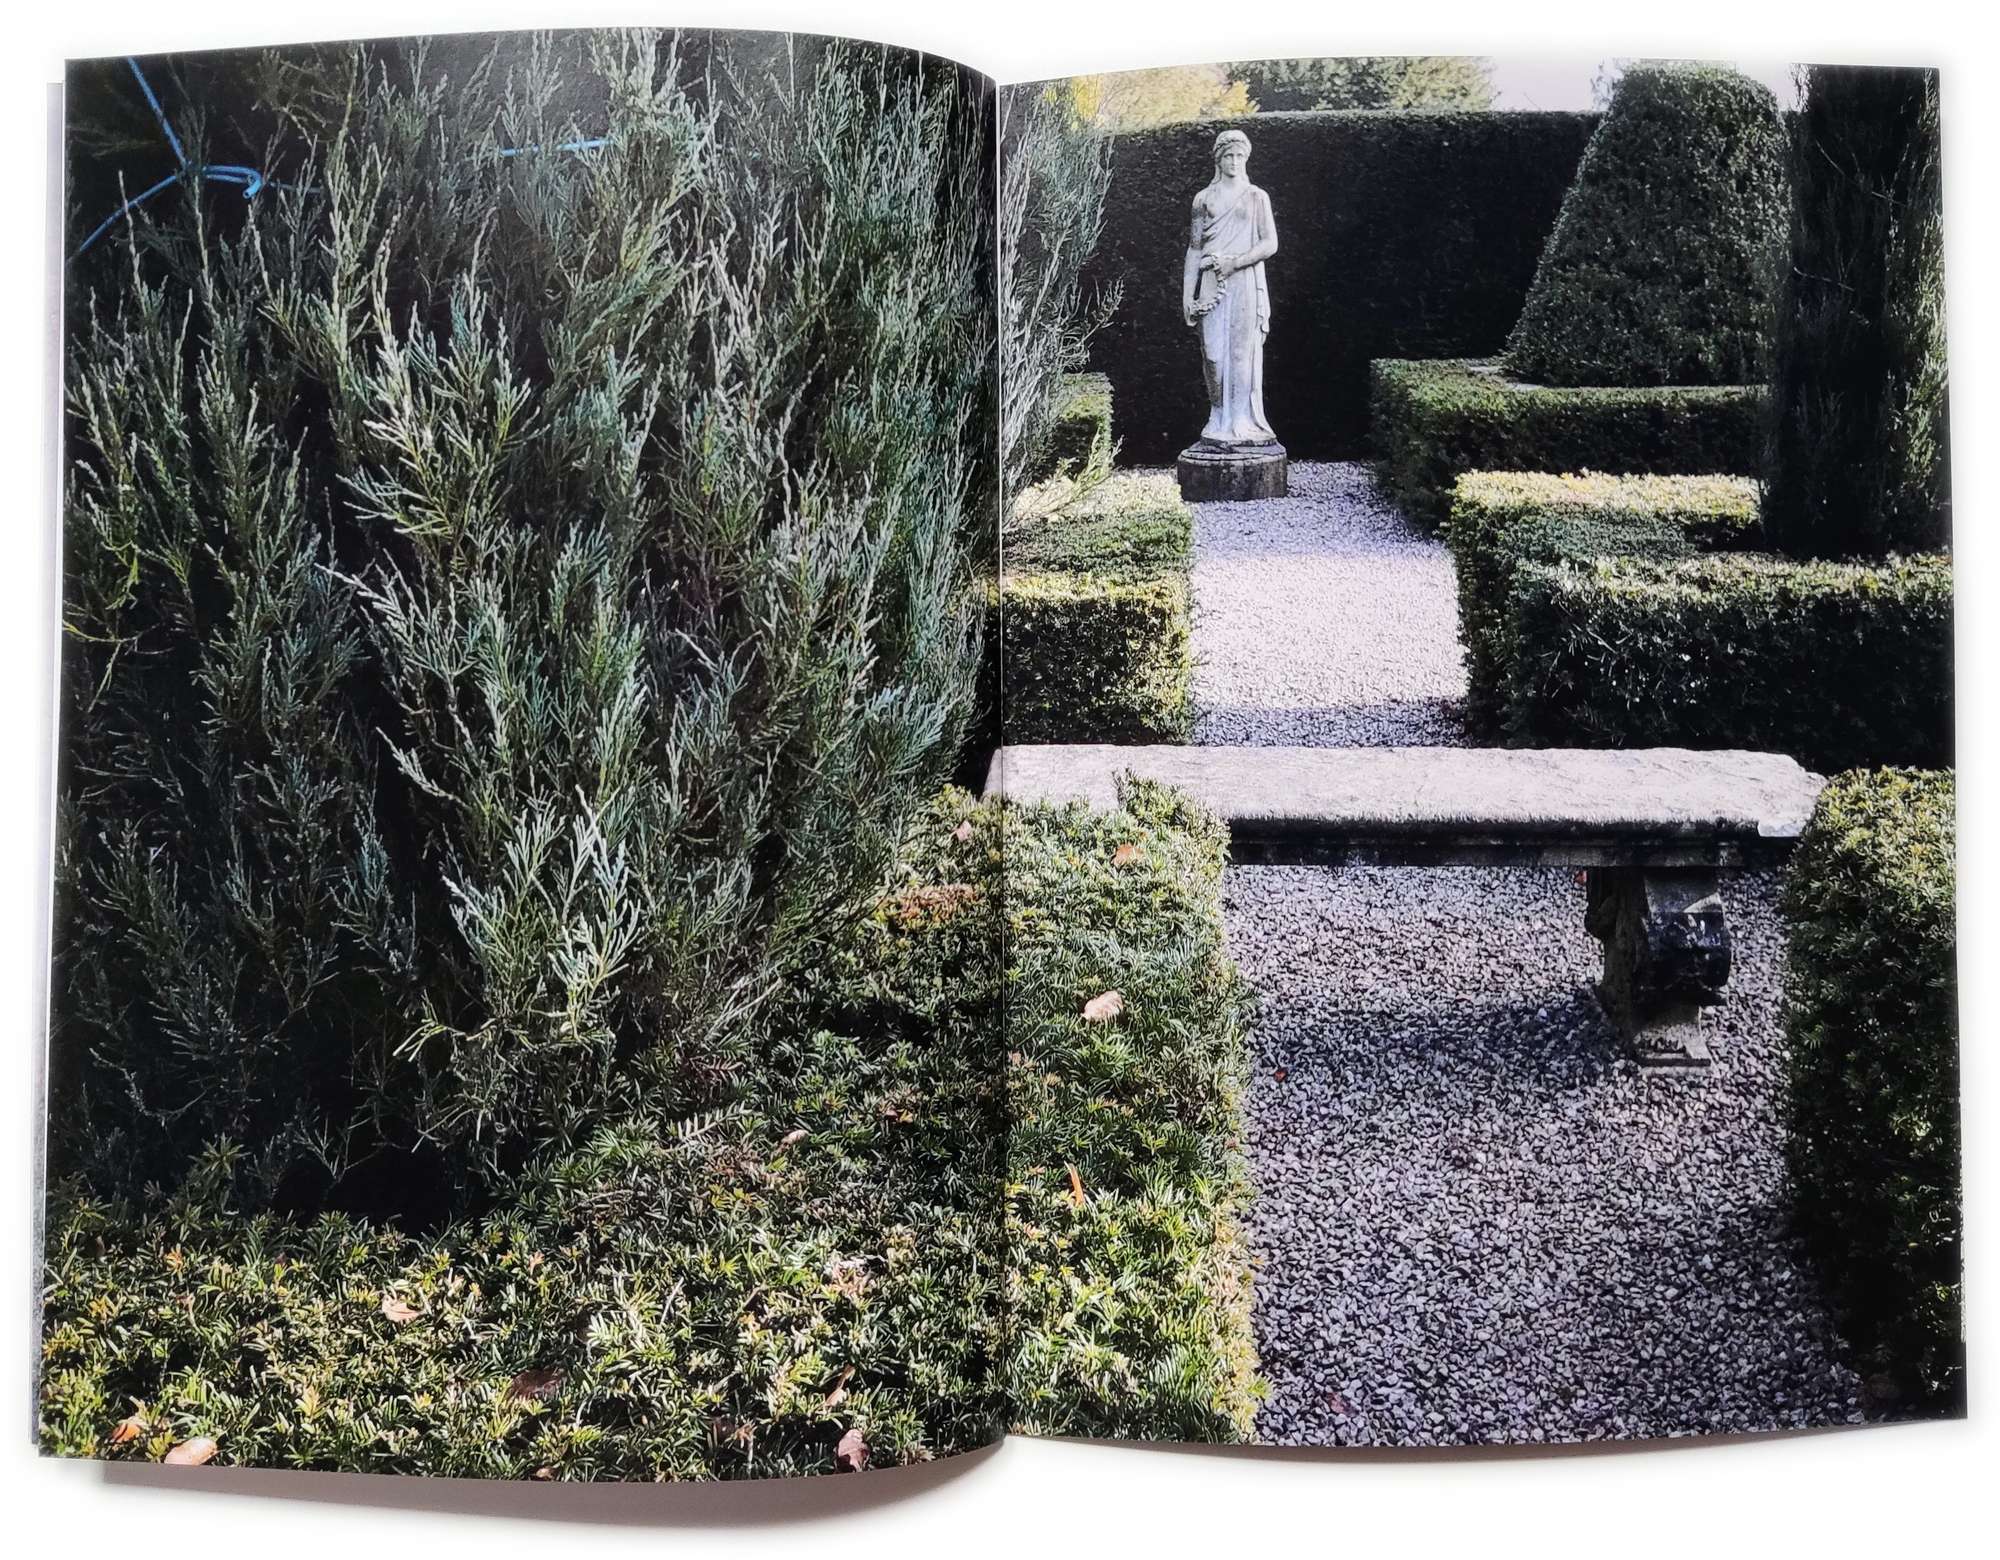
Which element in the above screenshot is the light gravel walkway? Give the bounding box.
[1190,461,1465,747]
[1183,460,1860,1445]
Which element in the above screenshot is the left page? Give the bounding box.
[39,27,1007,1481]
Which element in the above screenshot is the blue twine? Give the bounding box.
[75,57,611,260]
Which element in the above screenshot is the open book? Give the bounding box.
[37,29,1958,1479]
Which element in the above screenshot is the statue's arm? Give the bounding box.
[1182,199,1204,325]
[1241,188,1278,267]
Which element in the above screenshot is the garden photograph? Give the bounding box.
[993,53,1958,1446]
[33,29,1959,1486]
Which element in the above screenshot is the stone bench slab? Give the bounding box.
[983,744,1825,868]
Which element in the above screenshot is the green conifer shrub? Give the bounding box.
[1504,64,1789,387]
[1762,67,1948,559]
[55,32,995,1216]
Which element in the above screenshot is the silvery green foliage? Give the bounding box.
[57,31,994,1210]
[998,82,1117,525]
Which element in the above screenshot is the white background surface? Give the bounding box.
[1,3,1991,1553]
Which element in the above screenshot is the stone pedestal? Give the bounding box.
[1585,867,1732,1068]
[1176,438,1287,502]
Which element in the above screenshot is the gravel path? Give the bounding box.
[1184,460,1861,1444]
[1190,461,1465,747]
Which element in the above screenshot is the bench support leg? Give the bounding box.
[1584,867,1732,1068]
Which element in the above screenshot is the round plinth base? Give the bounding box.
[1176,439,1288,502]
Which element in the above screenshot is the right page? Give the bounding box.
[996,55,1959,1446]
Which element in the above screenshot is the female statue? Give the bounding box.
[1183,128,1278,446]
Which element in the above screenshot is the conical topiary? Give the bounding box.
[1504,63,1790,387]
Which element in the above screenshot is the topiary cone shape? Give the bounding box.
[1504,63,1790,388]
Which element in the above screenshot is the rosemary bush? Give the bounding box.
[56,31,995,1216]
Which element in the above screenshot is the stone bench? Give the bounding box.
[983,744,1827,1069]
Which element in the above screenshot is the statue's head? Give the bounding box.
[1212,129,1251,175]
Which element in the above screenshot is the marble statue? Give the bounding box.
[1177,128,1288,501]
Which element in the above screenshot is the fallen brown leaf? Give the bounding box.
[1273,1066,1288,1083]
[823,1365,855,1409]
[163,1436,217,1467]
[952,819,974,842]
[506,1366,565,1404]
[777,1128,809,1149]
[835,1425,869,1472]
[1112,842,1144,867]
[1081,990,1124,1023]
[1067,1164,1086,1207]
[109,1416,145,1446]
[380,1294,420,1324]
[533,1466,556,1481]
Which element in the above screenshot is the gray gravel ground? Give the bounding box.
[1184,460,1861,1444]
[1189,461,1465,747]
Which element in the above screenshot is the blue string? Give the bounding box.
[74,57,612,260]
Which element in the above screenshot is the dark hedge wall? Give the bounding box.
[1082,111,1599,463]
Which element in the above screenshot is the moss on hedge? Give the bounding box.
[1032,372,1114,485]
[1371,358,1765,529]
[994,472,1194,743]
[1501,551,1953,773]
[1003,778,1262,1441]
[1505,64,1790,388]
[1783,768,1960,1412]
[1446,471,1760,731]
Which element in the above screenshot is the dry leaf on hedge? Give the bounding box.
[163,1436,217,1466]
[1112,842,1144,867]
[952,819,973,842]
[1067,1164,1086,1207]
[507,1366,565,1404]
[777,1128,809,1149]
[380,1294,420,1324]
[835,1426,869,1471]
[109,1416,145,1445]
[1081,990,1124,1023]
[823,1365,855,1409]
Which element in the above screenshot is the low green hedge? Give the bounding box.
[1371,358,1766,529]
[1033,372,1114,484]
[1004,778,1262,1441]
[1783,768,1960,1412]
[39,790,1011,1479]
[993,472,1194,744]
[38,779,1264,1467]
[1446,471,1761,731]
[1501,551,1953,774]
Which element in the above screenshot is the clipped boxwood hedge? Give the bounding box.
[1783,768,1960,1412]
[39,780,1265,1465]
[1504,64,1790,388]
[1371,357,1766,529]
[1445,470,1760,731]
[39,788,1010,1479]
[1032,372,1114,484]
[1501,551,1953,774]
[1004,778,1262,1441]
[993,472,1194,743]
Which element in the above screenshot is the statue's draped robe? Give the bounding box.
[1190,182,1275,444]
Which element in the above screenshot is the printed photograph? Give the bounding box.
[994,53,1958,1446]
[42,28,1012,1479]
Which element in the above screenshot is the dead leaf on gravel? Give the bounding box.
[1081,990,1124,1023]
[163,1436,217,1467]
[835,1425,869,1471]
